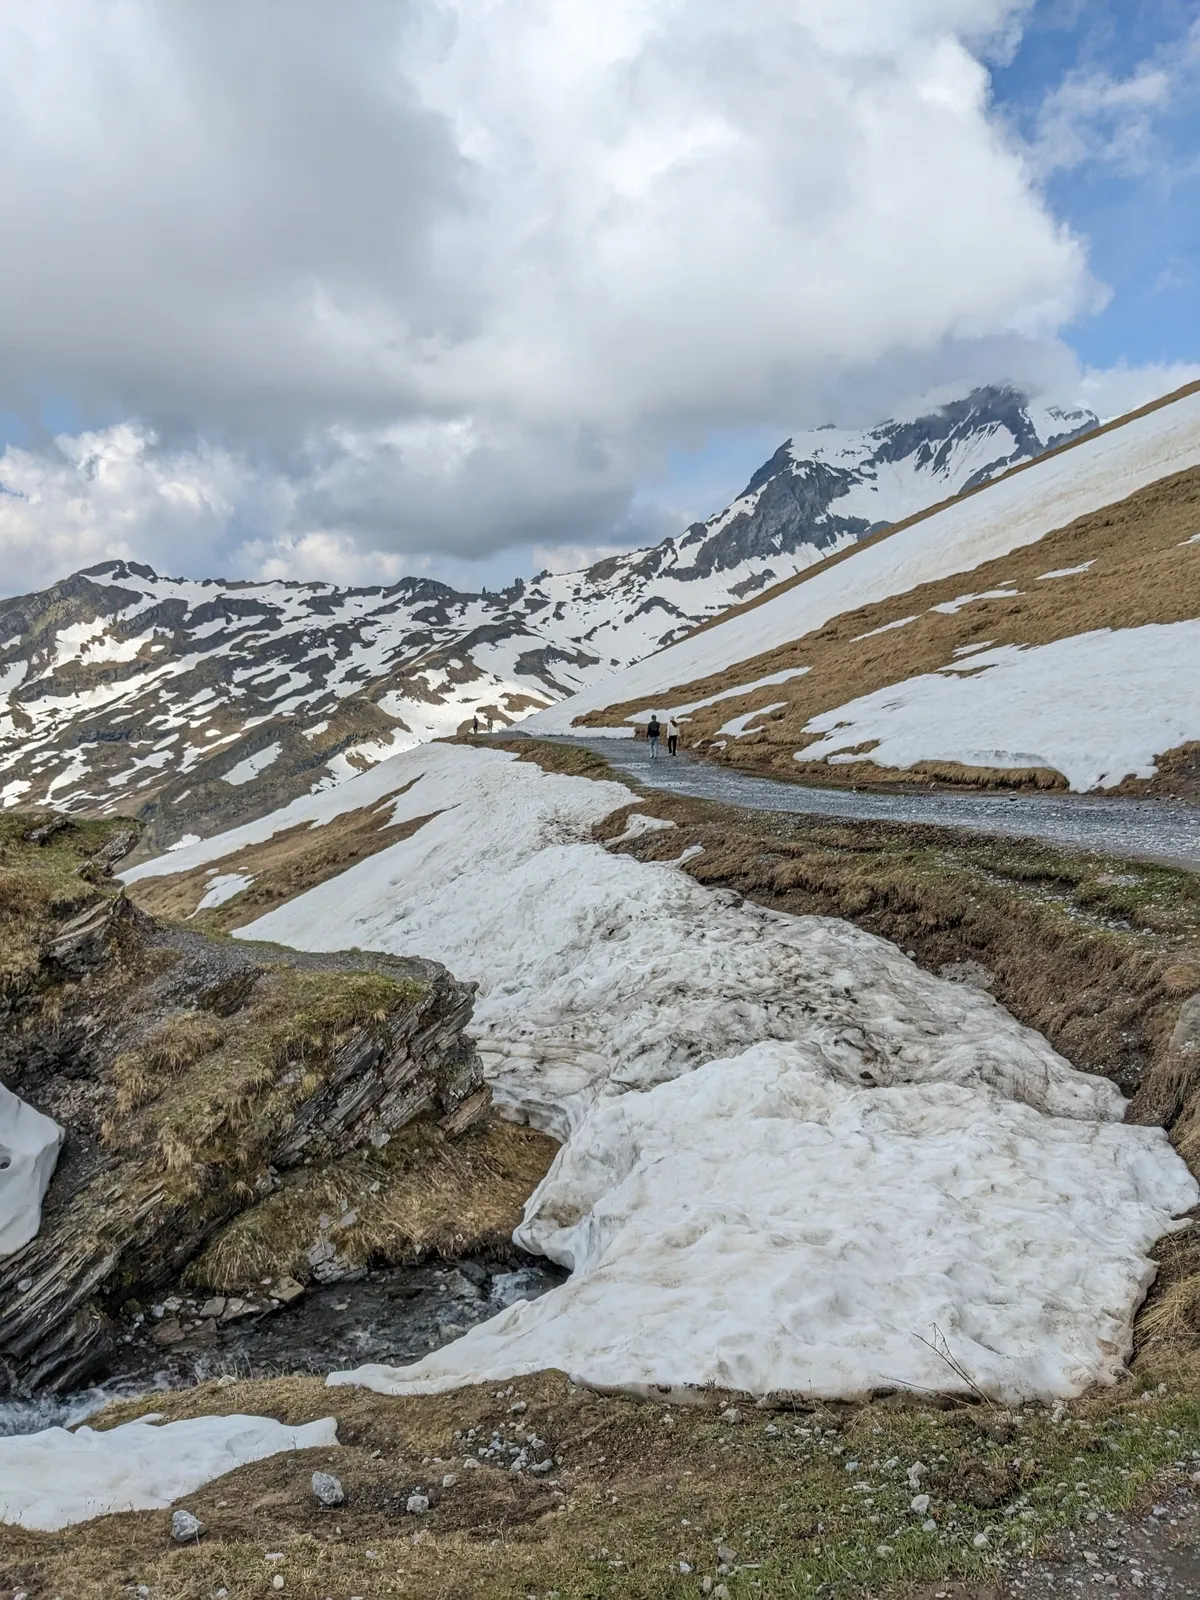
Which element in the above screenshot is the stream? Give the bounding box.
[0,1253,565,1437]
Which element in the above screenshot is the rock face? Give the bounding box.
[0,815,486,1393]
[0,387,1094,851]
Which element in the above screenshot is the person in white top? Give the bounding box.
[666,717,680,756]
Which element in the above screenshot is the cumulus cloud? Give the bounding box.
[0,0,1107,592]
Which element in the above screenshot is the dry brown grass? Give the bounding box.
[113,1013,228,1112]
[0,812,131,999]
[126,793,434,930]
[579,461,1200,796]
[9,1361,1200,1600]
[187,1113,557,1291]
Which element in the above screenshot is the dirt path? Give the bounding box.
[514,734,1200,870]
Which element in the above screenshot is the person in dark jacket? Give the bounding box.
[646,714,661,759]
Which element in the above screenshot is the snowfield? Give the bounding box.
[0,1413,338,1530]
[798,622,1200,791]
[130,742,1197,1402]
[333,1042,1193,1403]
[525,385,1200,732]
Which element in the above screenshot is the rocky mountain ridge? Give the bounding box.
[0,386,1095,849]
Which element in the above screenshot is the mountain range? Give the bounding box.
[0,385,1096,849]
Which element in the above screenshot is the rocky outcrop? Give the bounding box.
[0,816,487,1393]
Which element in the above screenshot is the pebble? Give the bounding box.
[973,1532,990,1548]
[407,1492,431,1515]
[272,1579,284,1592]
[510,1400,528,1413]
[170,1508,205,1542]
[910,1493,931,1514]
[442,1472,458,1487]
[311,1471,345,1507]
[716,1544,737,1565]
[719,1408,741,1425]
[461,1457,480,1470]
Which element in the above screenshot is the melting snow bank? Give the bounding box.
[0,1081,63,1258]
[799,622,1200,792]
[126,743,1198,1400]
[0,1413,337,1530]
[331,1042,1195,1404]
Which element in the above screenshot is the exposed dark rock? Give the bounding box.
[0,822,487,1394]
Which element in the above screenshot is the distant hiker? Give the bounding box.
[667,717,680,756]
[646,714,661,759]
[485,712,493,733]
[472,713,480,736]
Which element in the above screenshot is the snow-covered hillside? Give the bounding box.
[124,741,1196,1403]
[0,387,1092,844]
[527,382,1200,796]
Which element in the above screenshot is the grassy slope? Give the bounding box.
[576,464,1200,797]
[7,1364,1200,1599]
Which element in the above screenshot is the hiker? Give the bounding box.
[472,713,480,736]
[485,712,493,733]
[646,714,661,759]
[667,716,680,756]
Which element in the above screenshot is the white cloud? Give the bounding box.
[1033,64,1173,176]
[0,0,1104,591]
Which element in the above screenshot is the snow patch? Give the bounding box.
[854,616,918,641]
[0,1083,62,1259]
[331,1041,1192,1405]
[0,1413,338,1530]
[195,872,254,911]
[719,702,788,737]
[1037,562,1094,580]
[222,742,282,786]
[797,623,1200,791]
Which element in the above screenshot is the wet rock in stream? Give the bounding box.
[101,1255,565,1393]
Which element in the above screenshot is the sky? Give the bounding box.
[0,0,1196,598]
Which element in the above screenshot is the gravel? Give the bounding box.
[530,736,1200,871]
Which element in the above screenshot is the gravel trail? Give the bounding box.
[513,735,1200,871]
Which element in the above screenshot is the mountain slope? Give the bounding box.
[525,382,1200,795]
[0,386,1094,846]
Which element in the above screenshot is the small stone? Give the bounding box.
[529,1459,554,1475]
[679,1561,692,1574]
[923,1518,937,1532]
[509,1399,527,1413]
[16,1278,32,1293]
[973,1532,990,1548]
[151,1318,186,1346]
[217,1373,236,1388]
[199,1296,227,1319]
[701,1581,713,1596]
[910,1493,931,1514]
[272,1579,285,1592]
[461,1457,480,1470]
[714,1587,730,1600]
[311,1471,345,1507]
[170,1508,206,1542]
[907,1461,927,1489]
[406,1492,430,1515]
[273,1276,305,1305]
[716,1544,737,1565]
[441,1472,457,1488]
[719,1408,741,1425]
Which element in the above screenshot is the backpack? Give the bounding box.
[647,718,661,738]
